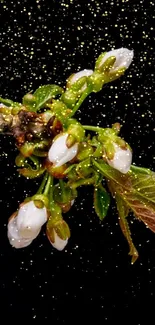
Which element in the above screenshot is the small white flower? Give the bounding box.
[7,216,33,249]
[48,133,78,167]
[69,69,93,85]
[16,201,47,239]
[98,48,134,72]
[51,229,68,251]
[107,143,132,174]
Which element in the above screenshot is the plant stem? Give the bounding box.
[49,177,55,209]
[29,155,40,169]
[69,85,92,117]
[92,159,107,177]
[83,125,103,132]
[37,171,48,194]
[43,174,52,196]
[69,176,95,189]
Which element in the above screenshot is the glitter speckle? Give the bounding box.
[0,0,155,323]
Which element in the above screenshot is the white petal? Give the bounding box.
[51,230,68,251]
[48,133,78,167]
[98,48,134,72]
[7,217,33,249]
[16,201,47,239]
[69,69,93,85]
[107,144,132,174]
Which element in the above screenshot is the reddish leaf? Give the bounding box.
[116,194,139,264]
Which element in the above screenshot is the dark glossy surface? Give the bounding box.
[0,0,155,322]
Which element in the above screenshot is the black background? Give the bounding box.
[0,0,155,323]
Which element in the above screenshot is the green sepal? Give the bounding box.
[67,123,85,143]
[18,167,45,179]
[31,194,49,208]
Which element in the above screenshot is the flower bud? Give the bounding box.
[48,133,78,167]
[47,218,70,251]
[7,215,33,249]
[107,143,132,174]
[22,93,36,107]
[51,229,68,251]
[95,48,134,83]
[61,90,78,108]
[16,200,47,239]
[67,69,93,90]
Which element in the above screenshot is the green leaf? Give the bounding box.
[93,158,155,232]
[115,194,139,264]
[23,84,64,112]
[131,169,155,204]
[123,193,155,233]
[94,185,110,220]
[125,169,155,232]
[93,158,155,261]
[107,164,155,233]
[92,158,132,190]
[33,84,64,109]
[130,165,152,175]
[0,96,21,108]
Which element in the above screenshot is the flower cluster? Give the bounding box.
[1,47,155,263]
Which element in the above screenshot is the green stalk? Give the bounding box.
[69,176,95,189]
[29,155,40,170]
[69,85,92,117]
[37,171,48,194]
[83,125,103,132]
[92,159,108,178]
[49,177,56,210]
[43,174,52,196]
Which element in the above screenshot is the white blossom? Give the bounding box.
[107,143,132,174]
[98,48,134,72]
[16,201,47,239]
[51,229,68,251]
[48,133,78,167]
[7,216,33,249]
[69,69,93,85]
